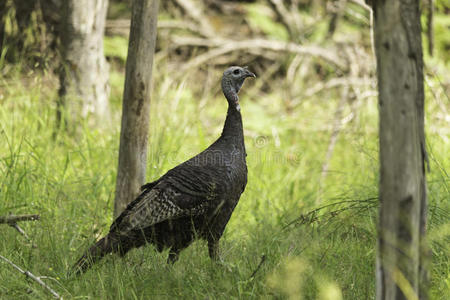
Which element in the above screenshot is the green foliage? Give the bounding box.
[432,14,450,64]
[0,62,448,299]
[421,7,450,64]
[245,3,289,41]
[104,36,129,63]
[0,0,57,68]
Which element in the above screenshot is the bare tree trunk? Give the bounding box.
[426,0,434,56]
[369,0,429,299]
[0,1,6,55]
[114,0,159,217]
[58,0,110,127]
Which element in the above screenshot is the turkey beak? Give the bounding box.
[244,69,256,78]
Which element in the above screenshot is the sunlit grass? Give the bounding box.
[0,65,448,299]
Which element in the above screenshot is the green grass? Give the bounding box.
[0,65,449,299]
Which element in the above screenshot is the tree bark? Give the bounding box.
[114,0,159,217]
[370,0,428,299]
[58,0,110,127]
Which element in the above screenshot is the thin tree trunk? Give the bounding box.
[58,0,110,127]
[114,0,159,217]
[426,0,434,56]
[370,0,428,299]
[0,1,7,55]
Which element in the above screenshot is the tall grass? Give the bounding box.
[0,65,448,299]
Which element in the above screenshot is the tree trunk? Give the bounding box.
[0,1,7,55]
[114,0,159,217]
[370,0,429,299]
[58,0,110,127]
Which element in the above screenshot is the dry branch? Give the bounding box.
[173,0,214,38]
[171,36,348,70]
[327,0,348,38]
[268,0,301,38]
[10,223,38,248]
[349,0,371,10]
[105,19,210,37]
[0,254,61,299]
[0,214,40,224]
[303,77,371,98]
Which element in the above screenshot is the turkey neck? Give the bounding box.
[220,93,244,148]
[221,103,243,140]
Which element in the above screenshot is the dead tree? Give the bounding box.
[58,0,110,127]
[114,0,159,217]
[369,0,429,299]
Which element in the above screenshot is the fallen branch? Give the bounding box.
[171,36,348,70]
[10,223,38,248]
[0,254,61,299]
[0,214,40,224]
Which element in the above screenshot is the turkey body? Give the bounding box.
[112,133,248,262]
[72,66,255,274]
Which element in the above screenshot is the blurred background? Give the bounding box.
[0,0,449,298]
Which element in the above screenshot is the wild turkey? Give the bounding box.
[72,66,255,274]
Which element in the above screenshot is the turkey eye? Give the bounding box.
[233,69,240,75]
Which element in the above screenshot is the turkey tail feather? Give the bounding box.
[70,235,114,276]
